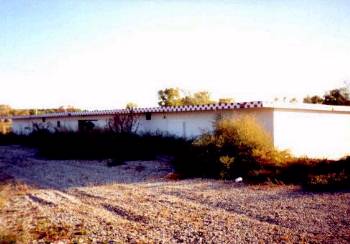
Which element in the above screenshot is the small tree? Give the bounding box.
[158,88,182,107]
[158,87,218,106]
[303,95,324,104]
[126,102,138,110]
[289,97,298,103]
[218,98,234,104]
[181,91,215,105]
[0,105,12,116]
[324,87,350,105]
[303,83,350,106]
[108,108,140,134]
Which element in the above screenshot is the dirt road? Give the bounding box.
[0,145,349,243]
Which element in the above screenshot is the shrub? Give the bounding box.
[256,156,350,190]
[0,132,25,145]
[300,156,350,191]
[305,171,349,191]
[2,129,190,165]
[172,141,222,178]
[172,116,291,179]
[1,127,191,165]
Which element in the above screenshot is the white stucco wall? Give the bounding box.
[12,120,33,135]
[273,108,350,159]
[138,111,215,138]
[138,108,274,139]
[12,109,274,139]
[11,116,111,134]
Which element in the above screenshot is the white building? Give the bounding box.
[11,101,350,159]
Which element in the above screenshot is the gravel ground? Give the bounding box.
[0,145,349,243]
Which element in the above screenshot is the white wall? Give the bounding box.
[12,109,274,139]
[12,120,33,135]
[138,108,274,139]
[11,116,111,134]
[273,109,350,159]
[138,111,215,138]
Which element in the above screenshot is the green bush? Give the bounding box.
[173,116,291,179]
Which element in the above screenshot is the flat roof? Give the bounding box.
[263,101,350,112]
[11,101,350,120]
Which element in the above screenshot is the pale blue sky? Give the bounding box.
[1,1,350,109]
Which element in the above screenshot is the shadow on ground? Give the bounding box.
[0,145,173,189]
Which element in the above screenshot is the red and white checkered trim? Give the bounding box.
[12,101,264,120]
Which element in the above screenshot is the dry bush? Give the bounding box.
[301,157,350,191]
[174,116,291,179]
[213,116,291,167]
[108,108,140,134]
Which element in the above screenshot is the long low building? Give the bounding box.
[11,101,350,159]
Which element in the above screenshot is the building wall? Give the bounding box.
[138,108,274,139]
[11,116,110,134]
[12,120,36,134]
[273,108,350,159]
[138,111,215,138]
[12,108,274,139]
[10,107,350,159]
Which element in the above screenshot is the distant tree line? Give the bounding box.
[0,105,82,117]
[158,88,234,107]
[303,84,350,106]
[1,84,349,117]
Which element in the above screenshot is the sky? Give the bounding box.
[1,0,350,109]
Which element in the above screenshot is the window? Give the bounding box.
[57,121,61,128]
[145,112,152,120]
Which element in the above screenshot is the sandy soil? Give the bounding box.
[0,145,349,243]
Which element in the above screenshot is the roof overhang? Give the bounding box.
[11,101,350,121]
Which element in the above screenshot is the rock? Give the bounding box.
[235,177,243,183]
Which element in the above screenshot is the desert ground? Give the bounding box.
[0,145,349,243]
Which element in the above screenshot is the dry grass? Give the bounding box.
[0,177,29,243]
[0,145,349,243]
[0,179,89,243]
[0,162,88,243]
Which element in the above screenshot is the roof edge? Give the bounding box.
[11,101,264,120]
[10,101,350,120]
[263,102,350,112]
